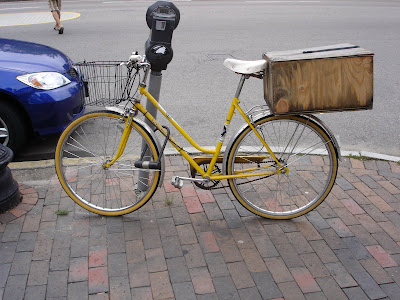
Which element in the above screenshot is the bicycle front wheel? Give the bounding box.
[55,110,161,216]
[226,115,338,219]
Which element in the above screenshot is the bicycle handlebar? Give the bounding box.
[129,54,143,63]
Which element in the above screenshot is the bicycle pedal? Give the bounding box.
[171,176,184,189]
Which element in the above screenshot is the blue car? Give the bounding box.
[0,38,85,153]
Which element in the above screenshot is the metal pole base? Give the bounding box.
[137,70,162,192]
[0,145,21,214]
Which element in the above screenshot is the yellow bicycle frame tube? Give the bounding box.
[127,86,282,180]
[232,98,282,167]
[103,115,133,168]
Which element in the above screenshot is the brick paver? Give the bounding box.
[2,156,400,299]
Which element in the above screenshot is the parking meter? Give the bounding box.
[139,2,180,191]
[145,1,180,71]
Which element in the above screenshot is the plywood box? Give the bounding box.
[263,44,374,114]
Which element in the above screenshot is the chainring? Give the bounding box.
[190,161,222,190]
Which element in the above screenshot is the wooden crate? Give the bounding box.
[263,44,374,114]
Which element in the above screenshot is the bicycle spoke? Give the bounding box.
[284,139,331,168]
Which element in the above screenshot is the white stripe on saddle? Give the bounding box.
[223,58,266,74]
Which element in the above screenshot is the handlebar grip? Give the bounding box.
[129,54,142,63]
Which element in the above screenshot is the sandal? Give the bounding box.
[58,27,64,34]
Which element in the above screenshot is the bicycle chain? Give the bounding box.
[191,160,277,190]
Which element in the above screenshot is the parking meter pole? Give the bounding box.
[144,71,162,131]
[137,1,180,191]
[138,71,162,191]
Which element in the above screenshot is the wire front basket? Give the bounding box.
[75,61,139,106]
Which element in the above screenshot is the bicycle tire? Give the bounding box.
[226,114,338,219]
[55,110,161,216]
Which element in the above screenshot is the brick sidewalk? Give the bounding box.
[1,156,400,299]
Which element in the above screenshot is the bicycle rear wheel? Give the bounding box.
[55,110,161,216]
[226,115,338,219]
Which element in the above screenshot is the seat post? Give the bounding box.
[234,74,249,99]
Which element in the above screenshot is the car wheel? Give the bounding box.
[0,101,28,153]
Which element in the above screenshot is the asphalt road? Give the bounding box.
[1,0,399,161]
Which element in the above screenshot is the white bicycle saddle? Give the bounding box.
[223,58,266,74]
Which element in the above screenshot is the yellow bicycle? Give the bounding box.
[55,54,339,219]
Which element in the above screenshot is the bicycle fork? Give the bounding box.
[102,112,135,169]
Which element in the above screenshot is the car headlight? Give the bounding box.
[17,72,71,90]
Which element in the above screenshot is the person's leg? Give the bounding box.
[49,0,63,32]
[52,10,62,30]
[56,0,63,33]
[57,0,61,22]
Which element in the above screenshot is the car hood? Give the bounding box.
[0,38,73,74]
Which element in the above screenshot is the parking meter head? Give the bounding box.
[146,1,180,29]
[145,41,173,71]
[145,1,180,71]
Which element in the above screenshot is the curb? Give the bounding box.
[9,159,55,170]
[9,148,400,170]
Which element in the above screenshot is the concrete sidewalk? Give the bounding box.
[1,155,400,299]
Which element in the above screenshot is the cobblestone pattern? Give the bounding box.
[1,157,400,299]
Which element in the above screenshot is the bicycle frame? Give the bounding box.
[108,71,285,181]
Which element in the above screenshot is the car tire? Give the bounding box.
[0,101,28,153]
